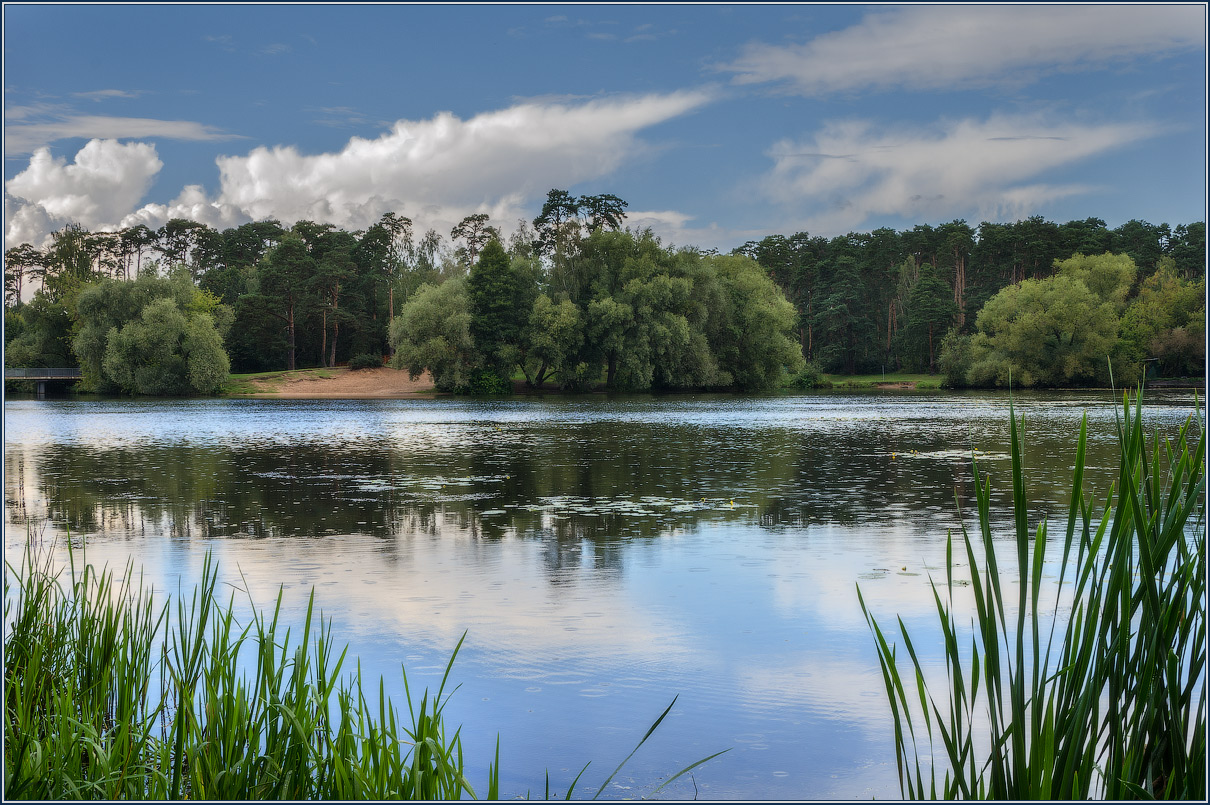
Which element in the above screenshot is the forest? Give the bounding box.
[3,189,1205,395]
[737,215,1205,386]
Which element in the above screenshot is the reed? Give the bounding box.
[859,389,1205,799]
[3,548,495,800]
[4,543,723,800]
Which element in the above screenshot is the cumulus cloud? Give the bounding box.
[182,90,709,235]
[761,113,1160,235]
[4,139,163,246]
[4,91,714,248]
[719,5,1205,95]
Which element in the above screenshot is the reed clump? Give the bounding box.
[3,549,497,800]
[860,389,1205,799]
[3,545,724,800]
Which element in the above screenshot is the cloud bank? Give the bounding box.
[762,113,1161,235]
[5,90,713,248]
[721,5,1205,95]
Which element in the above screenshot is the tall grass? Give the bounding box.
[4,544,725,800]
[3,548,496,800]
[859,389,1206,799]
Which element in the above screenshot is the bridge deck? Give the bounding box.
[4,368,82,381]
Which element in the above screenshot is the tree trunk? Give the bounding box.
[887,300,894,351]
[329,286,340,367]
[954,253,966,330]
[287,302,296,371]
[928,322,935,372]
[606,354,617,388]
[320,308,328,368]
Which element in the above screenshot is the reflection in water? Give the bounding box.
[3,391,1201,800]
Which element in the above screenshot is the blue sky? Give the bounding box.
[4,3,1206,253]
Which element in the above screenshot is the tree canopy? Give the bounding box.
[4,205,1203,394]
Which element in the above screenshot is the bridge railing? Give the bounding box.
[4,368,83,380]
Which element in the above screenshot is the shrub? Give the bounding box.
[348,353,382,370]
[789,361,832,389]
[466,368,511,395]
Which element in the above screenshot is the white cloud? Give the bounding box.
[184,91,710,235]
[4,139,162,246]
[4,91,714,248]
[760,113,1160,235]
[72,89,142,101]
[5,115,238,155]
[720,5,1205,95]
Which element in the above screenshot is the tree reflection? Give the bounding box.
[7,398,1175,587]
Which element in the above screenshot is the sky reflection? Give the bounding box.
[3,390,1200,799]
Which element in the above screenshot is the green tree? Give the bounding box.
[388,278,475,392]
[1054,252,1137,311]
[1119,258,1206,377]
[585,294,633,389]
[1168,222,1205,279]
[220,220,284,271]
[451,213,499,269]
[313,244,358,367]
[119,224,159,278]
[4,243,43,308]
[899,266,957,372]
[467,239,520,379]
[2,292,76,369]
[102,296,230,395]
[522,295,583,388]
[257,234,315,370]
[74,272,232,394]
[937,220,974,329]
[965,274,1119,387]
[706,254,804,390]
[42,223,98,298]
[579,193,628,233]
[533,189,583,290]
[815,253,876,374]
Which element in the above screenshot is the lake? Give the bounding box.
[2,389,1201,800]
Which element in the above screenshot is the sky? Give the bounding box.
[3,2,1207,254]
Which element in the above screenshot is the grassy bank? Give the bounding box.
[221,368,339,395]
[861,389,1205,799]
[823,372,940,389]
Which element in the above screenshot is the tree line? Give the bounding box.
[738,216,1205,385]
[2,190,804,394]
[4,202,1203,395]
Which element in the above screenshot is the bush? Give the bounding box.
[466,368,511,395]
[937,328,971,388]
[348,353,382,370]
[788,361,832,389]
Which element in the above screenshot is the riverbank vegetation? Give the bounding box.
[2,543,722,800]
[4,197,1203,395]
[740,218,1204,387]
[860,390,1205,799]
[3,547,493,800]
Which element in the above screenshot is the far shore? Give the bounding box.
[223,366,439,398]
[215,366,1205,399]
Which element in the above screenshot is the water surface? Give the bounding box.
[3,390,1200,799]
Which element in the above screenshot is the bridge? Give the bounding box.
[4,368,82,397]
